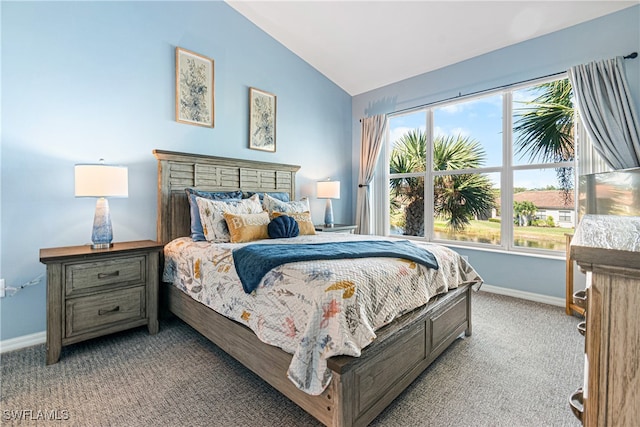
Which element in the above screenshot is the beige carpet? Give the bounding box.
[0,291,584,426]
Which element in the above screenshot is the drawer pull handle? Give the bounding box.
[577,321,586,336]
[573,290,587,309]
[98,271,120,279]
[98,306,120,315]
[569,387,584,422]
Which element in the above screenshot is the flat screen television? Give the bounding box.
[579,167,640,218]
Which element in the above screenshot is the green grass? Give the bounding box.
[391,213,574,251]
[433,219,573,251]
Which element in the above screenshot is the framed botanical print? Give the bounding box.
[175,47,214,127]
[249,87,276,152]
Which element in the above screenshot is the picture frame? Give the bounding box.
[175,47,214,127]
[249,87,277,152]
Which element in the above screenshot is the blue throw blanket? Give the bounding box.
[233,240,438,293]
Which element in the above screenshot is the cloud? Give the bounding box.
[515,169,559,189]
[450,127,470,137]
[434,126,470,138]
[388,125,425,145]
[434,126,447,137]
[435,94,503,116]
[438,104,462,114]
[512,87,541,105]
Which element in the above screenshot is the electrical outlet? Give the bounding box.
[0,279,5,298]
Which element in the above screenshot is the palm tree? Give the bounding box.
[389,130,426,235]
[390,130,495,235]
[513,200,537,226]
[513,79,575,197]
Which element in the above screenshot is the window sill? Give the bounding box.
[387,234,566,261]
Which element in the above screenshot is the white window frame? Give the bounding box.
[381,74,576,255]
[559,210,572,222]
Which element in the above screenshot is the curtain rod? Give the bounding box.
[360,51,638,121]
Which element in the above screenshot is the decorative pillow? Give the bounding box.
[185,188,243,241]
[268,215,300,239]
[243,192,290,202]
[263,194,310,217]
[272,211,316,235]
[196,194,263,242]
[224,212,270,243]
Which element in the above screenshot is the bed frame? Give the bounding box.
[154,149,473,427]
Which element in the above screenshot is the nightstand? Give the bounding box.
[40,240,163,364]
[314,224,358,234]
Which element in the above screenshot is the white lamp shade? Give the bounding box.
[75,164,129,198]
[317,180,340,199]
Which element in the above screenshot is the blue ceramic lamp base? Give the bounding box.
[324,199,334,227]
[91,197,114,249]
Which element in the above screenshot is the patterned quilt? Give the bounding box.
[163,233,482,395]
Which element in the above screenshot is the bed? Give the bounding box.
[154,149,481,427]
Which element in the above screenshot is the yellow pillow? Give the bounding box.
[223,212,270,243]
[272,211,316,235]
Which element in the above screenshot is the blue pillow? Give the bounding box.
[268,215,300,239]
[185,188,243,241]
[243,192,290,202]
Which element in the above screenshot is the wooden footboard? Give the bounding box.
[165,283,472,427]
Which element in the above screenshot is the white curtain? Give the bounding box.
[576,116,611,176]
[568,56,640,170]
[356,114,387,234]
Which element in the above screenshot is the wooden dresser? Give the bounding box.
[569,215,640,426]
[40,240,163,364]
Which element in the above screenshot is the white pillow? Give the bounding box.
[263,193,310,217]
[196,194,262,242]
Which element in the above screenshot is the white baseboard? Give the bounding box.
[0,285,563,353]
[0,331,46,354]
[480,284,565,307]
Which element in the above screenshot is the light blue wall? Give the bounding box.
[3,3,638,341]
[352,6,640,298]
[0,1,352,340]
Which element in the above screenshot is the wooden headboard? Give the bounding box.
[153,149,300,244]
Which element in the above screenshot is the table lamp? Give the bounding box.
[75,160,128,249]
[317,179,340,227]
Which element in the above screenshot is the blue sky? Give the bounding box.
[388,86,569,190]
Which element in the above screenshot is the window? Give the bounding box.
[559,211,572,222]
[386,76,575,253]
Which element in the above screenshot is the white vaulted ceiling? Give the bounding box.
[227,0,638,95]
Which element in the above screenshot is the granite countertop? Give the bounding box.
[570,214,640,269]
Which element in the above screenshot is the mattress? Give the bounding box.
[163,233,482,395]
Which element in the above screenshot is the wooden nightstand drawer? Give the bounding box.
[41,240,162,364]
[65,256,145,295]
[65,286,145,338]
